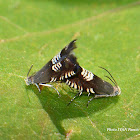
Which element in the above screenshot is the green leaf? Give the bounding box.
[0,0,140,139]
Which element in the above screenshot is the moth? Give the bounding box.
[25,40,78,95]
[25,39,121,106]
[53,46,121,106]
[63,64,121,106]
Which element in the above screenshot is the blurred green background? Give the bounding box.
[0,0,140,139]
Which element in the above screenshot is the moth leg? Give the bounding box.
[67,91,82,106]
[87,96,95,107]
[86,92,92,107]
[94,94,115,98]
[39,85,43,91]
[39,83,61,96]
[34,83,41,93]
[87,93,117,107]
[88,92,91,97]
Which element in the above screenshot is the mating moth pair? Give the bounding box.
[25,40,121,106]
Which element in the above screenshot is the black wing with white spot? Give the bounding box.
[65,66,121,106]
[49,54,81,83]
[64,66,115,95]
[28,40,77,84]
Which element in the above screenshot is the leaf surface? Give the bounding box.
[0,0,140,139]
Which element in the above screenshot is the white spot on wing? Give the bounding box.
[86,88,90,93]
[66,79,69,84]
[68,72,71,77]
[71,71,75,76]
[83,69,88,77]
[81,68,85,76]
[52,52,61,64]
[81,67,94,81]
[70,82,74,88]
[52,62,62,72]
[86,72,94,81]
[74,83,77,89]
[50,77,54,82]
[90,88,95,93]
[50,77,56,82]
[60,75,64,80]
[68,81,71,86]
[65,73,68,78]
[78,85,81,91]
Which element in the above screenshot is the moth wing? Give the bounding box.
[66,69,114,95]
[32,40,77,83]
[33,61,52,83]
[52,54,81,80]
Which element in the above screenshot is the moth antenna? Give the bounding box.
[104,75,117,87]
[98,66,118,86]
[27,64,33,77]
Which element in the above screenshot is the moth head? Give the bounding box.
[25,76,34,85]
[113,86,121,96]
[99,66,121,96]
[25,64,34,85]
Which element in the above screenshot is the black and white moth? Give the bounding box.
[25,40,78,95]
[64,64,121,106]
[55,47,121,106]
[25,39,121,106]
